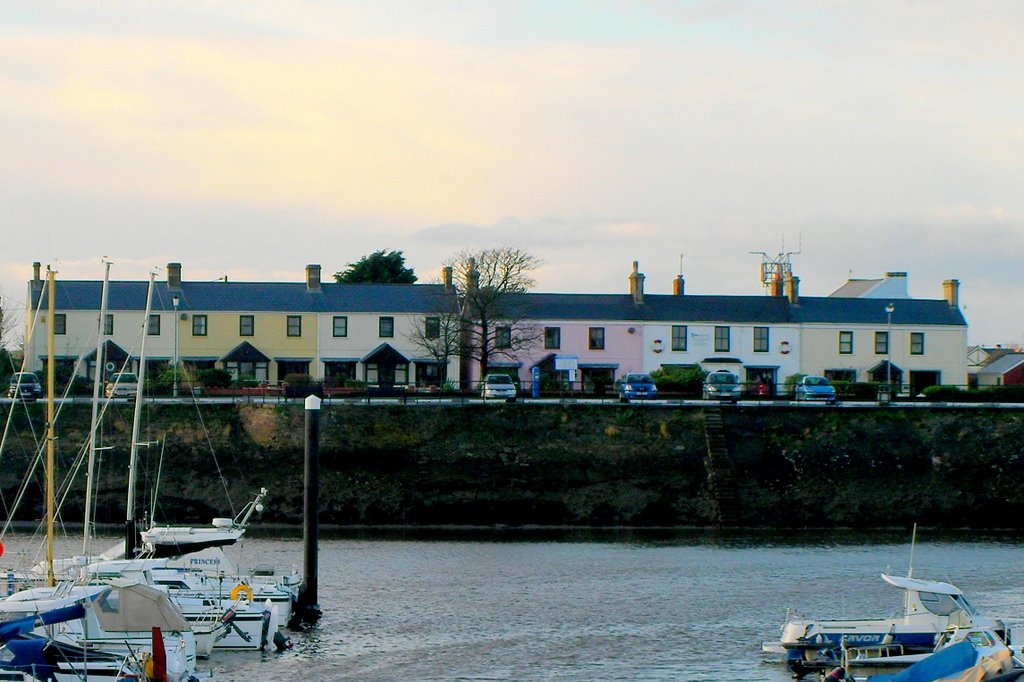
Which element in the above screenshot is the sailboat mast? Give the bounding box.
[83,260,111,556]
[125,272,155,558]
[45,267,56,588]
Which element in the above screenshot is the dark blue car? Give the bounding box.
[618,373,658,402]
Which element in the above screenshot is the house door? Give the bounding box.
[909,370,940,397]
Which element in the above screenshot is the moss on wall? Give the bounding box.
[2,403,1022,528]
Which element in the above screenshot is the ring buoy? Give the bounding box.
[230,583,254,602]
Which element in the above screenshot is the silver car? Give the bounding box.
[480,373,517,401]
[105,372,139,398]
[703,370,741,402]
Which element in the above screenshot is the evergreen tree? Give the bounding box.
[334,250,417,284]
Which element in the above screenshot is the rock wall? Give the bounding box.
[3,403,1022,528]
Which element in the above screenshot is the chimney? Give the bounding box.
[442,266,453,293]
[942,279,960,308]
[306,264,321,292]
[466,258,480,293]
[629,261,645,305]
[167,262,182,290]
[785,274,800,305]
[32,262,41,284]
[770,274,783,297]
[672,275,685,296]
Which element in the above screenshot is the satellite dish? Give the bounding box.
[179,312,189,320]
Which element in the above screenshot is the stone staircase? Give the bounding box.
[703,405,741,527]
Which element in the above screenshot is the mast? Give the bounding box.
[125,272,155,558]
[45,267,56,587]
[83,260,111,556]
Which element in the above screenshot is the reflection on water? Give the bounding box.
[6,529,1024,681]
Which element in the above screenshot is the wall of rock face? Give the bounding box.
[3,403,1022,528]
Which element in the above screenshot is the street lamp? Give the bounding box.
[885,303,895,391]
[172,294,180,398]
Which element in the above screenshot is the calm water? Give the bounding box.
[6,530,1024,681]
[201,530,1024,681]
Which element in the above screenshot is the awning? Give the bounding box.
[361,343,410,364]
[868,360,903,375]
[273,357,313,362]
[220,341,270,363]
[181,356,219,362]
[701,356,743,364]
[489,360,522,368]
[579,362,619,369]
[743,365,780,370]
[322,357,360,363]
[531,352,557,369]
[411,358,443,364]
[84,340,130,364]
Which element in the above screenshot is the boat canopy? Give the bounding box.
[882,573,962,596]
[91,580,190,632]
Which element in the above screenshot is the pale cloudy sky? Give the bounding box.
[2,1,1022,345]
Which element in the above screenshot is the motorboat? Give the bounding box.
[842,625,1019,680]
[765,573,1005,678]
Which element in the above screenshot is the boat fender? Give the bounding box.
[824,667,848,681]
[230,583,255,602]
[260,606,272,651]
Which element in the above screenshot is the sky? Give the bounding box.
[1,1,1022,346]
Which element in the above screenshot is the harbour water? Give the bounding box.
[6,529,1024,680]
[201,529,1024,681]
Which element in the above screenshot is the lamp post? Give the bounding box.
[885,303,895,391]
[172,294,180,398]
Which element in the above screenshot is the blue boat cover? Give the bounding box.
[867,641,978,682]
[0,604,86,644]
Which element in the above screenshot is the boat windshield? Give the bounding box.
[919,590,972,617]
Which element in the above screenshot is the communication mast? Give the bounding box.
[750,235,801,295]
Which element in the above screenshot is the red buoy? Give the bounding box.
[0,540,5,558]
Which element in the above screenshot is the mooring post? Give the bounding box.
[290,394,323,629]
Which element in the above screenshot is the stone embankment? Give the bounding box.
[3,403,1022,528]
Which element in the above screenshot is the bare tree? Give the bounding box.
[446,247,544,383]
[406,307,462,386]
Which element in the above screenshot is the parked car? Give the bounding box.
[794,375,837,404]
[7,372,43,401]
[480,373,517,401]
[703,370,741,402]
[105,372,139,398]
[618,373,658,402]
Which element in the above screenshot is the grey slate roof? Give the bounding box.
[511,292,966,326]
[976,353,1024,376]
[33,280,451,314]
[32,280,967,327]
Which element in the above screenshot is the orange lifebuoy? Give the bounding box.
[230,583,254,602]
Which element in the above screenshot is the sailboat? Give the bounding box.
[0,266,202,680]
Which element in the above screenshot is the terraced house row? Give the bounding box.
[23,261,967,395]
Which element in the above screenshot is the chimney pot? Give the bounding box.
[442,266,453,293]
[32,262,41,283]
[672,275,685,296]
[306,264,322,291]
[167,262,182,290]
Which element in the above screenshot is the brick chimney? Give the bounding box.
[943,279,960,308]
[629,261,645,304]
[466,258,480,293]
[672,275,685,296]
[442,266,453,293]
[306,264,321,291]
[785,274,800,305]
[32,261,41,284]
[167,262,182,290]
